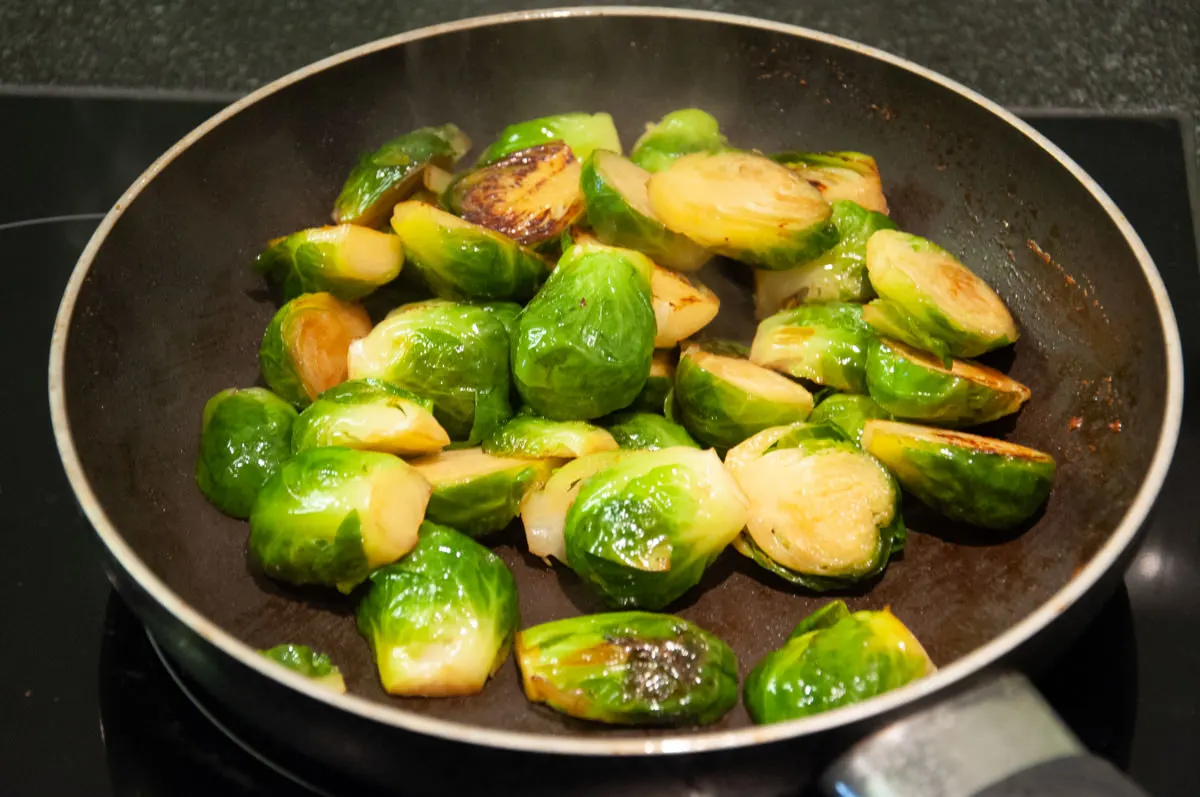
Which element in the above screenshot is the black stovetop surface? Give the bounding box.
[1,95,1197,796]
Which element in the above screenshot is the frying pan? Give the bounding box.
[48,7,1181,796]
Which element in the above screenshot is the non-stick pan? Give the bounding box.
[48,8,1182,797]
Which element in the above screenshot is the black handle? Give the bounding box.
[974,754,1147,797]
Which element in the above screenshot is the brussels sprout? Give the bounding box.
[332,124,470,228]
[630,109,729,173]
[744,600,933,723]
[511,241,656,420]
[447,142,584,248]
[476,112,621,166]
[563,447,749,609]
[521,451,626,562]
[647,151,837,271]
[347,299,516,443]
[483,409,618,459]
[357,522,518,696]
[603,412,700,451]
[862,420,1055,529]
[753,200,897,318]
[651,266,720,349]
[411,447,555,538]
[807,393,891,443]
[260,292,373,409]
[390,200,550,301]
[725,423,904,590]
[580,150,711,272]
[674,346,813,450]
[772,151,889,215]
[254,225,404,301]
[249,448,431,593]
[626,350,676,413]
[291,378,449,456]
[864,230,1018,360]
[865,338,1030,427]
[260,644,346,694]
[750,302,875,393]
[516,611,738,725]
[196,387,297,518]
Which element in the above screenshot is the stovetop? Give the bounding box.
[1,93,1197,796]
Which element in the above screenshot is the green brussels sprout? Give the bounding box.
[630,109,729,173]
[259,644,346,693]
[516,611,738,725]
[651,265,720,348]
[674,345,814,450]
[603,412,700,451]
[771,151,889,215]
[626,350,676,413]
[563,447,749,609]
[390,200,550,302]
[196,387,297,518]
[521,450,626,562]
[483,409,618,459]
[725,423,904,590]
[647,151,837,271]
[511,240,656,420]
[357,522,518,696]
[476,112,621,166]
[411,447,556,537]
[446,142,584,248]
[865,338,1030,426]
[347,299,516,443]
[864,230,1018,360]
[750,302,875,394]
[249,447,431,593]
[808,393,891,444]
[253,224,405,301]
[862,420,1055,529]
[291,378,449,456]
[259,292,373,409]
[744,600,933,723]
[753,200,897,318]
[332,124,471,227]
[580,150,711,272]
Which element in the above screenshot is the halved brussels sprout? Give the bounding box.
[511,241,656,420]
[753,200,897,318]
[750,302,875,393]
[744,600,933,723]
[483,409,618,459]
[475,112,621,166]
[630,109,729,173]
[347,299,516,443]
[808,393,891,444]
[521,450,625,563]
[647,151,837,271]
[675,345,814,450]
[516,611,738,725]
[260,644,346,694]
[254,225,404,301]
[357,522,518,696]
[447,142,584,248]
[627,350,676,413]
[563,447,749,609]
[390,200,550,301]
[865,338,1030,426]
[726,423,904,590]
[603,412,700,451]
[772,151,889,215]
[332,124,471,227]
[651,266,720,348]
[411,447,556,538]
[291,378,449,456]
[196,387,297,518]
[864,230,1018,360]
[260,292,372,409]
[862,420,1055,529]
[580,150,711,272]
[249,447,431,593]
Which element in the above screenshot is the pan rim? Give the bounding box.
[47,5,1184,756]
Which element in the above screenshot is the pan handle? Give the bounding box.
[820,672,1151,797]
